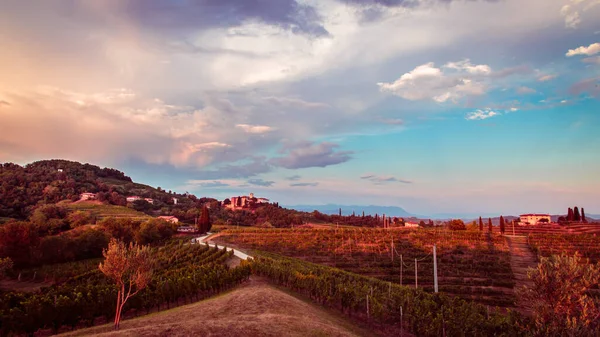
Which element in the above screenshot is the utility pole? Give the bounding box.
[415,258,418,289]
[433,244,438,293]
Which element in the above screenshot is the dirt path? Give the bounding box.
[505,236,538,314]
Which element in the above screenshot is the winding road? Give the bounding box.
[192,233,252,260]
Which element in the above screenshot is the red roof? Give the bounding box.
[519,214,550,217]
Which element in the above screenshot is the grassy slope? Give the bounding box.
[64,201,150,221]
[60,277,372,337]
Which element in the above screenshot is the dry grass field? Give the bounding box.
[60,277,374,337]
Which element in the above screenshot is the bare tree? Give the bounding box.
[99,239,154,329]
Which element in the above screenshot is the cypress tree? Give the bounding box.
[479,216,483,231]
[339,208,342,217]
[567,208,574,222]
[499,216,505,234]
[573,207,581,222]
[582,208,586,223]
[362,211,365,218]
[488,218,492,232]
[198,206,210,233]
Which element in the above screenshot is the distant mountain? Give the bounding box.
[286,204,414,217]
[586,214,600,220]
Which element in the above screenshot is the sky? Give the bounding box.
[1,0,599,215]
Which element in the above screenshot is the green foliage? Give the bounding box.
[0,241,250,335]
[67,210,93,228]
[251,254,525,337]
[520,253,600,335]
[448,219,466,231]
[135,219,176,245]
[0,257,13,278]
[0,160,131,218]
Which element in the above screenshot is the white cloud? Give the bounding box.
[261,96,329,109]
[517,86,537,94]
[583,56,600,64]
[444,59,492,75]
[465,109,500,120]
[560,0,600,29]
[377,61,489,103]
[537,74,557,82]
[235,124,273,134]
[566,42,600,56]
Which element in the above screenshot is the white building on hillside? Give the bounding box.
[158,215,179,223]
[79,192,96,201]
[519,213,551,225]
[126,196,141,203]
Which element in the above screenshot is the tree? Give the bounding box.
[99,239,154,330]
[567,207,574,222]
[574,206,581,222]
[519,253,600,335]
[198,206,210,233]
[488,218,492,232]
[448,219,466,230]
[222,198,231,206]
[582,208,587,223]
[338,208,342,217]
[0,257,13,279]
[479,216,483,231]
[499,216,505,234]
[67,210,92,228]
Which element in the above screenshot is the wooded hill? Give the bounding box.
[0,160,202,219]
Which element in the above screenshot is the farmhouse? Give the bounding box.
[158,216,179,223]
[227,193,269,209]
[176,225,195,233]
[519,213,551,225]
[79,192,96,201]
[405,222,419,228]
[144,198,154,204]
[126,196,141,203]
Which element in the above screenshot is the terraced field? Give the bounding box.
[65,201,150,221]
[216,227,516,307]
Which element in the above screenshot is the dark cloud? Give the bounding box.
[490,65,532,78]
[270,141,353,169]
[341,0,498,6]
[361,174,412,184]
[198,181,229,188]
[286,175,302,181]
[122,0,328,36]
[569,77,600,98]
[193,157,271,180]
[247,178,275,187]
[290,182,319,187]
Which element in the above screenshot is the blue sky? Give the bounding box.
[0,0,599,215]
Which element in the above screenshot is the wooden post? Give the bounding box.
[415,259,418,289]
[433,244,438,293]
[366,293,369,318]
[391,238,394,262]
[400,254,403,286]
[400,306,403,337]
[512,220,515,236]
